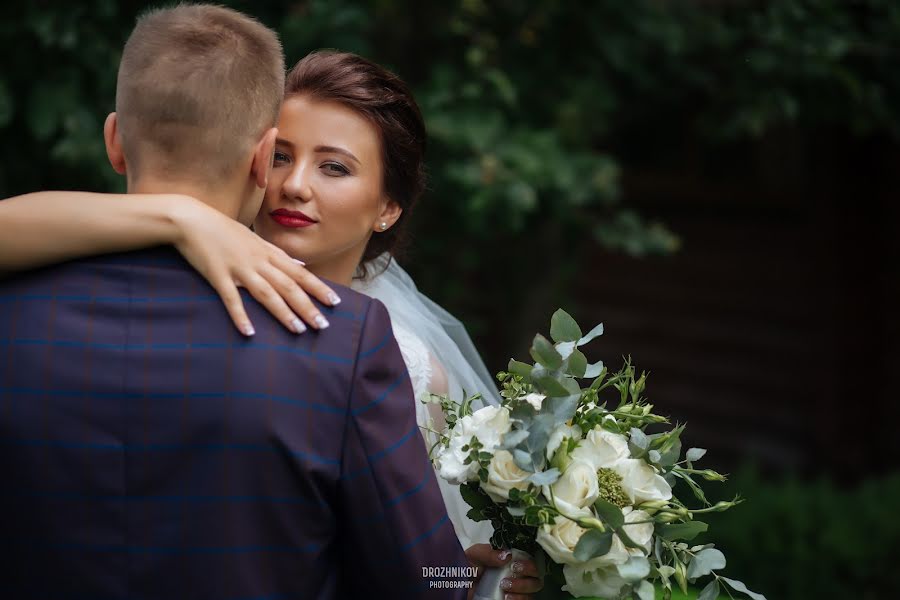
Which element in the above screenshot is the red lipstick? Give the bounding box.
[270,208,318,228]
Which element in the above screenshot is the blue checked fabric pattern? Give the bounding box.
[0,247,469,599]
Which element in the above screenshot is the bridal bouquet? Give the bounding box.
[426,310,765,600]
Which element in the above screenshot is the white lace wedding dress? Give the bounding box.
[352,255,497,550]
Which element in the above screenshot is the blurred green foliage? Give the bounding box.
[700,467,900,600]
[1,0,898,333]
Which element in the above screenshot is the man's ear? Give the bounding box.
[103,112,127,175]
[251,127,278,190]
[376,197,403,230]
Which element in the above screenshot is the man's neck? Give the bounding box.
[129,177,243,220]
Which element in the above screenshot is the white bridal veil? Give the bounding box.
[352,254,502,409]
[352,254,500,549]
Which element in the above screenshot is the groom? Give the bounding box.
[0,5,471,598]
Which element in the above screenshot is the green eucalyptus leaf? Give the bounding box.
[634,580,655,600]
[686,548,726,581]
[686,448,707,463]
[630,427,649,449]
[501,428,529,449]
[531,334,563,370]
[544,394,581,423]
[556,341,576,359]
[573,529,613,562]
[616,556,650,582]
[513,449,534,472]
[698,578,720,600]
[584,360,605,379]
[566,349,588,378]
[534,375,570,397]
[657,521,709,542]
[719,577,767,600]
[550,309,582,343]
[528,468,560,486]
[578,323,605,346]
[508,359,533,379]
[593,498,625,529]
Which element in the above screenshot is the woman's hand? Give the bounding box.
[465,544,543,600]
[170,197,340,336]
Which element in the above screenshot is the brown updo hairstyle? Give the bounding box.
[284,50,427,279]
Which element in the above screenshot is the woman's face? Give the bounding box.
[253,95,400,285]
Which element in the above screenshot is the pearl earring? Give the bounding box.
[379,222,388,231]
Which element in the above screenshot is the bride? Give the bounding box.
[0,50,542,598]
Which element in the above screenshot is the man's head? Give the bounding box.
[104,4,285,224]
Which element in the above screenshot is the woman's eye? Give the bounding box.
[273,151,290,165]
[322,162,349,176]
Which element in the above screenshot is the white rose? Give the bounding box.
[546,423,581,461]
[612,458,673,504]
[536,509,633,570]
[543,459,599,514]
[562,563,628,599]
[535,509,592,565]
[481,450,531,502]
[570,427,630,470]
[436,406,511,485]
[523,392,545,410]
[606,507,654,560]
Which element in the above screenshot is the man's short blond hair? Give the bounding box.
[116,4,285,180]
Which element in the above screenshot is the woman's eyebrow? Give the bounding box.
[315,145,360,164]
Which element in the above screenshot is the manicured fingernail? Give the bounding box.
[327,292,341,306]
[512,561,523,574]
[314,314,330,329]
[291,318,307,334]
[501,578,512,591]
[292,258,306,266]
[498,550,511,560]
[242,324,255,336]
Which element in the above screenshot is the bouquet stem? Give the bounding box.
[472,548,533,600]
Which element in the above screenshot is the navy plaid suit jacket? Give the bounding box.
[0,247,470,599]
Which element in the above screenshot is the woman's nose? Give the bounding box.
[282,166,313,202]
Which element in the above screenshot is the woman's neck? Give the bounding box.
[304,253,362,288]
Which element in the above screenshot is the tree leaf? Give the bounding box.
[593,498,625,528]
[530,334,563,370]
[578,322,605,346]
[630,427,649,450]
[556,341,576,359]
[566,349,587,378]
[698,578,720,600]
[720,577,767,600]
[528,467,560,485]
[508,359,533,379]
[501,428,529,449]
[573,529,613,562]
[534,375,570,397]
[686,548,726,581]
[584,360,605,378]
[616,556,650,582]
[657,521,709,542]
[513,449,534,471]
[633,580,655,600]
[686,447,707,463]
[550,309,582,343]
